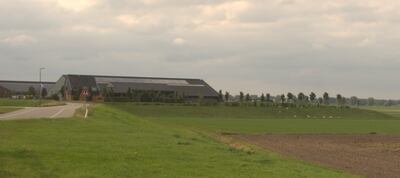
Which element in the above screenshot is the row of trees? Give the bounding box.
[0,86,48,99]
[218,90,381,107]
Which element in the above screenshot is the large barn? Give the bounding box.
[0,85,11,97]
[48,74,219,102]
[0,80,55,97]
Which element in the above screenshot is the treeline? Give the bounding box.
[0,86,48,99]
[218,90,400,107]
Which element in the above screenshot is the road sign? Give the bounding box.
[81,88,91,97]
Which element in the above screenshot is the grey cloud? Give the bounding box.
[0,0,399,99]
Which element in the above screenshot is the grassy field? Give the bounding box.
[0,99,43,107]
[362,106,400,118]
[0,105,353,178]
[114,104,400,134]
[114,104,392,120]
[0,99,64,107]
[0,108,20,114]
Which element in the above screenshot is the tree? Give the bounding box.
[28,86,36,97]
[266,93,271,103]
[239,92,244,102]
[385,100,395,106]
[336,94,343,107]
[287,92,294,103]
[41,88,48,98]
[224,91,230,102]
[126,88,132,101]
[218,90,223,101]
[260,93,265,102]
[367,97,375,106]
[323,92,329,105]
[297,92,305,105]
[350,96,359,106]
[245,93,250,102]
[310,92,316,104]
[280,94,286,104]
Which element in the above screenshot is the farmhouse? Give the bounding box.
[0,80,55,97]
[48,74,219,102]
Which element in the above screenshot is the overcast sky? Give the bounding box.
[0,0,399,99]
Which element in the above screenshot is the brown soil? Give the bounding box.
[233,134,400,178]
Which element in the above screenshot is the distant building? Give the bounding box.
[0,80,55,97]
[48,74,219,102]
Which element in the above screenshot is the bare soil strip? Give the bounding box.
[234,134,400,178]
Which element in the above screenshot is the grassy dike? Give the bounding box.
[0,105,353,178]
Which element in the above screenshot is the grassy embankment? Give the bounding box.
[0,108,20,114]
[114,104,400,135]
[0,105,355,178]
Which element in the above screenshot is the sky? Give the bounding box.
[0,0,399,99]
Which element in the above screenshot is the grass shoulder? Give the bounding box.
[0,107,21,114]
[0,99,65,107]
[0,105,353,178]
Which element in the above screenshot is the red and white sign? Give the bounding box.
[81,89,91,97]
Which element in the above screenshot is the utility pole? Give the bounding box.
[39,67,46,106]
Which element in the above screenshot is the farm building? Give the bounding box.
[0,80,55,97]
[48,74,219,102]
[0,85,11,97]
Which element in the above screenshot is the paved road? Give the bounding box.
[0,103,83,121]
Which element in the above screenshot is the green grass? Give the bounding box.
[0,105,354,178]
[113,104,392,120]
[0,99,43,107]
[362,106,400,118]
[144,117,400,134]
[0,99,64,107]
[0,108,20,114]
[113,104,400,134]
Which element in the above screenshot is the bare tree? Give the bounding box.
[260,93,265,102]
[287,92,294,103]
[323,92,330,105]
[266,93,271,103]
[367,97,375,106]
[224,91,230,102]
[310,92,316,104]
[239,92,244,103]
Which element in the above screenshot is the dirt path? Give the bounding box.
[0,103,82,120]
[234,134,400,178]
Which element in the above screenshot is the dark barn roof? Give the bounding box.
[0,80,55,93]
[64,74,219,97]
[66,75,97,89]
[0,85,10,93]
